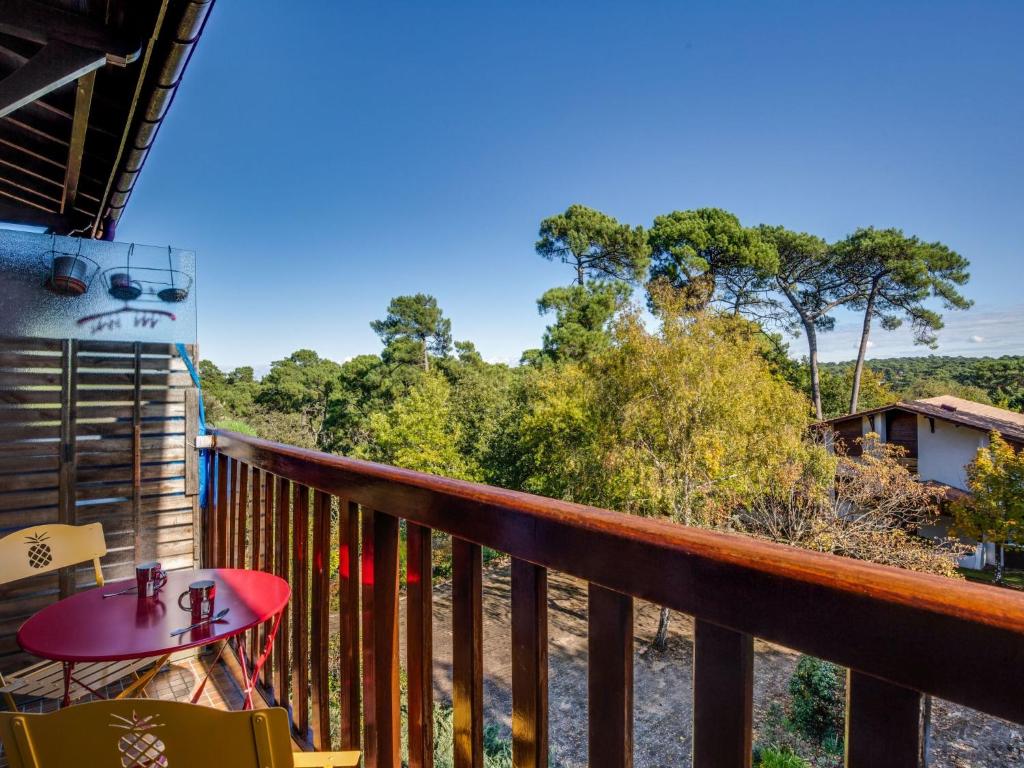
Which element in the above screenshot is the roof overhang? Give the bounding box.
[0,0,214,238]
[818,401,1024,444]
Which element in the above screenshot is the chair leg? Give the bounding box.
[117,655,171,699]
[1,672,17,712]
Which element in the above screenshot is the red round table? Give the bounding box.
[18,568,289,709]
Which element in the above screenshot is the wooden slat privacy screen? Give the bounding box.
[0,336,199,672]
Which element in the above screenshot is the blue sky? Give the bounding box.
[115,0,1024,371]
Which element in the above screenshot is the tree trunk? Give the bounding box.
[423,341,430,372]
[803,316,823,420]
[777,284,825,420]
[995,543,1005,584]
[652,606,671,651]
[849,283,879,414]
[576,261,585,286]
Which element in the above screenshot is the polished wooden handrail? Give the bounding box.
[207,428,1024,766]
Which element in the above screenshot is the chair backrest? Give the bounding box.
[0,522,106,587]
[0,700,296,768]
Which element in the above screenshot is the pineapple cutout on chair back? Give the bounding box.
[111,711,169,768]
[25,531,53,570]
[0,523,107,587]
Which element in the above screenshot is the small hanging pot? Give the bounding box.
[157,286,189,302]
[158,246,190,303]
[109,272,143,301]
[45,236,100,296]
[49,255,92,295]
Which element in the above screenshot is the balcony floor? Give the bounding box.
[7,652,243,714]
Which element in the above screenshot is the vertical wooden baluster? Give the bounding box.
[362,509,401,768]
[362,509,379,768]
[261,474,276,689]
[57,339,77,596]
[692,619,753,768]
[452,538,483,768]
[249,468,262,665]
[214,453,229,568]
[131,342,142,563]
[845,671,922,768]
[204,451,217,567]
[339,500,361,752]
[273,476,291,707]
[236,462,249,569]
[310,490,332,750]
[407,523,434,768]
[588,584,633,768]
[292,484,310,740]
[512,559,547,768]
[227,458,239,568]
[250,468,262,572]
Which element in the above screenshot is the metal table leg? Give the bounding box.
[60,662,73,708]
[242,611,283,710]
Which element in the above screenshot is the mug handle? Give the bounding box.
[177,590,191,611]
[155,570,168,591]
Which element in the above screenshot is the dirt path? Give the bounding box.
[389,562,1023,767]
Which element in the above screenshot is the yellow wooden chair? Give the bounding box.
[0,699,360,767]
[0,523,156,711]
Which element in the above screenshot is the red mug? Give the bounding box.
[178,579,216,623]
[135,561,167,598]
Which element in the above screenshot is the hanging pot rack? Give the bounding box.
[98,244,193,304]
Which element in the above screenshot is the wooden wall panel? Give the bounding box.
[0,337,198,673]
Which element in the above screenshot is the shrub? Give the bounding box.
[213,418,257,435]
[788,656,845,746]
[432,704,513,768]
[757,745,811,768]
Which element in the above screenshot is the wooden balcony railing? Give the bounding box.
[205,429,1024,768]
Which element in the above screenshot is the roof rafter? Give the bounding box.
[0,0,140,66]
[0,40,104,120]
[0,199,66,230]
[61,68,94,213]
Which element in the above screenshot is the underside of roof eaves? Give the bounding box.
[0,0,215,237]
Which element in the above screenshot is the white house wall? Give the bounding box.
[919,517,990,570]
[862,414,886,441]
[915,415,989,491]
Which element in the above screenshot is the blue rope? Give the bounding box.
[176,343,209,509]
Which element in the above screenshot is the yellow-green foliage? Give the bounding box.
[518,309,829,524]
[954,432,1024,549]
[357,371,478,481]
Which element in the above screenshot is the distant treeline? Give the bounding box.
[821,355,1024,412]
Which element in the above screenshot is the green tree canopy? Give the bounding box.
[198,359,260,422]
[834,227,971,413]
[648,208,778,314]
[320,354,393,454]
[822,356,1024,412]
[535,280,631,363]
[954,432,1024,583]
[255,349,342,449]
[357,371,476,480]
[536,204,650,285]
[899,377,993,404]
[818,366,895,420]
[371,294,453,371]
[438,351,519,483]
[760,224,860,419]
[516,308,822,522]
